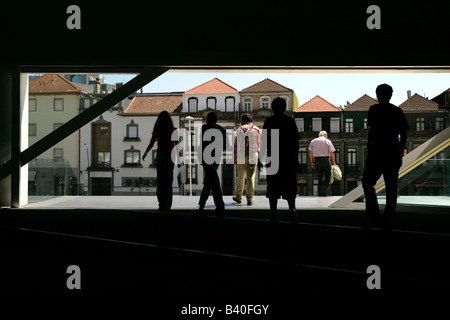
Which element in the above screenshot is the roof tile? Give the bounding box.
[344,94,378,111]
[29,74,88,94]
[294,95,340,112]
[399,94,440,110]
[185,78,238,94]
[124,94,183,115]
[240,78,292,92]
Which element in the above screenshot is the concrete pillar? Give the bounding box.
[0,72,12,206]
[10,71,29,208]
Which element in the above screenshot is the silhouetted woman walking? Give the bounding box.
[142,111,178,212]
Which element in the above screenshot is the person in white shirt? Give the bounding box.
[308,131,336,196]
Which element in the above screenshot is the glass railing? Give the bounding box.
[377,156,450,207]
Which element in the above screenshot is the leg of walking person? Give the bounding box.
[268,197,279,223]
[156,162,169,212]
[362,154,383,227]
[167,161,174,210]
[199,164,212,210]
[316,158,325,196]
[207,164,224,212]
[234,163,246,203]
[383,164,400,230]
[323,160,331,196]
[245,163,257,205]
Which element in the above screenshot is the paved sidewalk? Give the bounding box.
[26,195,343,210]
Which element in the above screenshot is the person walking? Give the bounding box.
[142,111,179,212]
[362,84,408,231]
[259,97,300,224]
[308,131,336,197]
[199,111,226,215]
[233,113,261,205]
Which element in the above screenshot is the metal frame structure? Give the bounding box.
[1,66,450,208]
[1,67,168,207]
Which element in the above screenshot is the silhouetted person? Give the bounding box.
[143,111,179,212]
[233,113,261,205]
[199,111,226,215]
[259,97,300,224]
[362,84,408,231]
[308,131,337,196]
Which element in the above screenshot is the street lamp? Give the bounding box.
[184,116,194,196]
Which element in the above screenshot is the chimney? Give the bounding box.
[407,90,411,99]
[94,78,101,94]
[116,82,123,90]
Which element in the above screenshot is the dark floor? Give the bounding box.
[1,207,450,315]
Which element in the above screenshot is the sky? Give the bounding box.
[102,72,450,108]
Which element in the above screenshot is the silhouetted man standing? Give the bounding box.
[260,97,300,224]
[199,112,226,215]
[362,84,409,231]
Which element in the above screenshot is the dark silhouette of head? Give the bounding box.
[241,113,253,125]
[153,110,174,136]
[272,97,287,114]
[206,111,218,124]
[376,84,393,104]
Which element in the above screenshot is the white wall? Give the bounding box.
[79,110,181,195]
[28,93,80,173]
[182,93,240,113]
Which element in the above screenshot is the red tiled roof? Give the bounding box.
[294,95,340,112]
[124,94,183,115]
[344,94,378,111]
[185,78,238,94]
[29,74,88,94]
[399,94,440,111]
[240,78,292,93]
[431,88,450,108]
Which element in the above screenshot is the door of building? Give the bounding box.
[91,177,112,195]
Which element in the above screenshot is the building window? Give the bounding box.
[125,147,141,165]
[347,148,357,167]
[330,118,340,133]
[416,118,425,131]
[127,120,139,139]
[29,98,37,112]
[53,148,64,159]
[54,123,63,131]
[334,148,340,165]
[97,152,111,168]
[225,97,235,112]
[260,96,270,109]
[298,147,308,165]
[313,179,318,196]
[54,98,64,111]
[243,97,252,112]
[296,118,305,132]
[186,165,198,184]
[345,118,354,133]
[312,118,322,132]
[188,97,198,112]
[364,118,368,129]
[29,123,37,136]
[99,126,109,139]
[207,97,217,110]
[122,177,157,188]
[436,118,445,131]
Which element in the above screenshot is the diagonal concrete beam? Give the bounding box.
[20,68,168,166]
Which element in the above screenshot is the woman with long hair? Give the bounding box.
[142,111,178,212]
